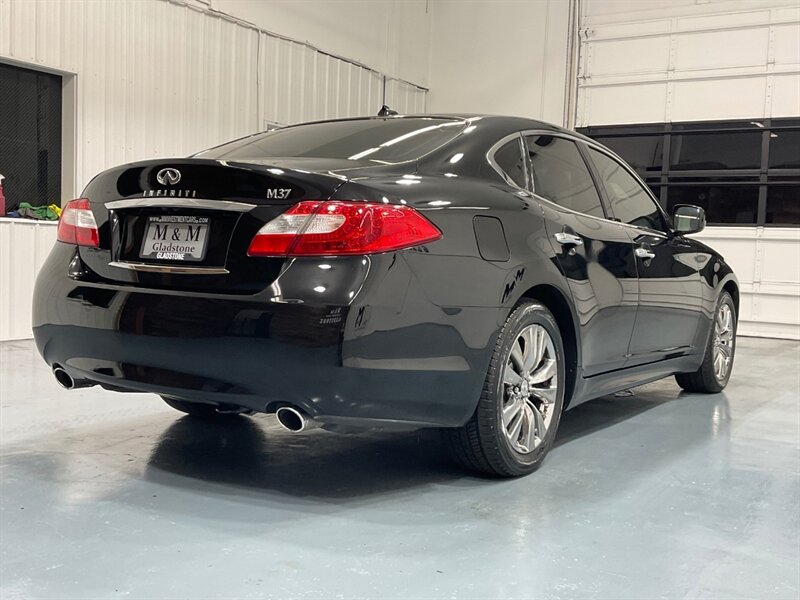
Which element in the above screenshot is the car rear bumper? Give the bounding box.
[33,244,500,429]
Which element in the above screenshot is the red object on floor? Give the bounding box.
[0,179,5,217]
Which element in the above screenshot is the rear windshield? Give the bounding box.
[196,118,466,164]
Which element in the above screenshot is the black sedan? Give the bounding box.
[33,114,738,476]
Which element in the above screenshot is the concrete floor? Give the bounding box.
[1,338,798,600]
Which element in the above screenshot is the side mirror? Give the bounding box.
[672,204,706,235]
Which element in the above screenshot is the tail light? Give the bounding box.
[57,198,99,247]
[247,200,442,257]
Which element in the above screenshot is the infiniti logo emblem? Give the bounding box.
[156,168,181,186]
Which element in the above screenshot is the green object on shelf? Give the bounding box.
[17,202,61,221]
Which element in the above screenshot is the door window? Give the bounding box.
[523,135,605,218]
[492,138,527,188]
[587,147,667,232]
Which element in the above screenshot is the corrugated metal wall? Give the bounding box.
[0,0,428,196]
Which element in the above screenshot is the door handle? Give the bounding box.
[635,247,656,260]
[554,232,583,246]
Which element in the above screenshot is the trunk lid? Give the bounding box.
[78,158,346,293]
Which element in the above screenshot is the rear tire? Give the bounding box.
[675,291,736,393]
[445,301,566,477]
[161,396,243,420]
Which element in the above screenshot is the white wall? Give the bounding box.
[0,219,57,341]
[427,0,573,123]
[210,0,432,88]
[0,0,429,200]
[579,0,800,340]
[694,227,800,340]
[577,0,800,125]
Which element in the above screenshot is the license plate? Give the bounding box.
[139,215,210,262]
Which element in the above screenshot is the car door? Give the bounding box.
[523,133,639,377]
[583,146,706,367]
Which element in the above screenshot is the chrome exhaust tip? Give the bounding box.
[275,406,317,432]
[53,366,75,389]
[53,365,94,390]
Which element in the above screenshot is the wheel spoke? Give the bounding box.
[713,353,725,379]
[510,339,524,372]
[529,358,556,384]
[531,385,557,405]
[520,327,539,373]
[519,405,536,451]
[535,330,547,370]
[717,343,732,358]
[503,364,523,386]
[716,306,732,336]
[507,405,524,441]
[502,398,523,429]
[529,400,546,441]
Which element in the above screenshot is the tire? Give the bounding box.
[445,300,566,477]
[161,396,243,419]
[675,291,737,393]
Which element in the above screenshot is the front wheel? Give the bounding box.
[675,291,737,393]
[445,301,566,477]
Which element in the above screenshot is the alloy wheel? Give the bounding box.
[712,302,735,382]
[501,324,558,454]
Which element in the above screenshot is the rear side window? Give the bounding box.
[587,147,667,232]
[493,138,527,188]
[196,118,466,164]
[523,135,605,218]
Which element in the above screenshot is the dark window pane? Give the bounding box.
[578,124,666,136]
[669,175,758,183]
[0,62,62,210]
[772,118,800,128]
[766,185,800,224]
[669,132,761,170]
[493,138,527,188]
[592,135,663,173]
[666,185,759,224]
[768,130,800,169]
[672,120,765,132]
[587,147,666,231]
[524,135,604,217]
[197,117,465,164]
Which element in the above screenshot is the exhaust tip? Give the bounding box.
[276,406,306,432]
[53,366,75,390]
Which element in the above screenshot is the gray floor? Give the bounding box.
[1,338,798,600]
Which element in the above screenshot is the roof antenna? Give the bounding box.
[378,105,398,117]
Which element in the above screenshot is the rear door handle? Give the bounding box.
[635,247,656,260]
[554,232,583,246]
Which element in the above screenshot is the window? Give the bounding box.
[577,119,800,226]
[587,147,666,232]
[0,62,62,210]
[669,132,761,170]
[766,185,800,224]
[197,117,466,164]
[592,135,663,174]
[768,130,800,169]
[493,138,527,188]
[523,135,604,218]
[667,185,759,225]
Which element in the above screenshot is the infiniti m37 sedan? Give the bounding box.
[33,114,738,476]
